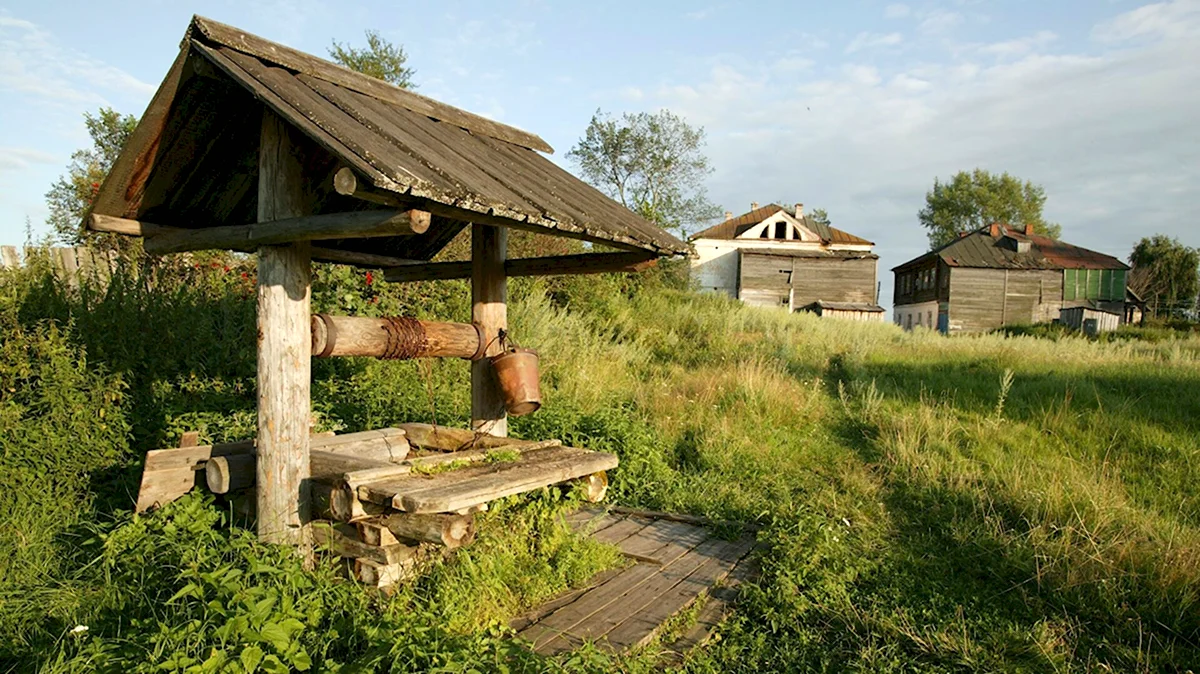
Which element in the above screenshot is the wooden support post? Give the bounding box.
[471,224,508,437]
[256,109,313,554]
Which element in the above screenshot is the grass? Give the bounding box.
[2,254,1199,672]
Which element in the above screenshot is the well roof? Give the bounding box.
[89,16,687,261]
[690,204,874,246]
[892,225,1129,272]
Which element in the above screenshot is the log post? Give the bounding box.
[256,109,313,555]
[471,224,508,437]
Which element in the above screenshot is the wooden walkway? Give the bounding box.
[512,508,757,659]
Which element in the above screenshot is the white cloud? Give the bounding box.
[977,30,1057,58]
[885,4,912,19]
[918,9,964,35]
[845,32,903,54]
[0,14,154,105]
[620,86,645,101]
[1092,0,1200,42]
[686,7,718,20]
[646,1,1200,307]
[0,146,56,173]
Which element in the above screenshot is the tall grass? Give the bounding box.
[2,256,1199,672]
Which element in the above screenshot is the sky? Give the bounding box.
[1,0,1198,308]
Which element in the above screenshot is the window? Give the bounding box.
[928,311,933,327]
[906,314,912,330]
[774,222,788,239]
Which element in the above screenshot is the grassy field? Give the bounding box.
[2,253,1198,672]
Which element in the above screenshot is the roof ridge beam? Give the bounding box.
[187,15,554,154]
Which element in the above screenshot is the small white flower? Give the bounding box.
[842,518,852,527]
[70,625,88,635]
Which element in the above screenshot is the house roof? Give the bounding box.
[88,16,687,262]
[739,248,878,260]
[802,301,886,313]
[689,204,873,246]
[892,225,1129,272]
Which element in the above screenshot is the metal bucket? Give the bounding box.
[490,348,542,416]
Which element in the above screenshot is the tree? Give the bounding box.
[809,208,831,228]
[568,109,721,236]
[918,169,1061,250]
[329,30,415,88]
[1129,235,1199,319]
[45,107,138,244]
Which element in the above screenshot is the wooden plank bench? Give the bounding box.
[356,446,618,513]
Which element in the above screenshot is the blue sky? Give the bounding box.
[2,0,1198,306]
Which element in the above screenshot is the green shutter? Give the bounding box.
[1086,269,1101,299]
[1064,269,1076,300]
[1113,270,1126,300]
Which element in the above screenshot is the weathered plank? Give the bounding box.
[472,224,508,437]
[383,251,659,283]
[599,536,756,651]
[389,449,618,514]
[658,553,760,665]
[590,517,651,547]
[615,519,710,565]
[509,566,628,632]
[517,564,661,651]
[143,208,430,254]
[189,15,555,154]
[517,528,706,651]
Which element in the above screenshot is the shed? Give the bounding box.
[1059,305,1122,335]
[797,300,886,321]
[88,16,686,563]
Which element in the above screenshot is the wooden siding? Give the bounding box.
[739,253,876,310]
[791,257,877,307]
[947,268,1063,333]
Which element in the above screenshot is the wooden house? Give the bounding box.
[689,203,881,317]
[892,223,1130,333]
[84,16,686,569]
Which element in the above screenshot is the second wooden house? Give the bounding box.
[689,203,882,319]
[892,223,1130,333]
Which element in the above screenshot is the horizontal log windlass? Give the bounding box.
[311,314,486,360]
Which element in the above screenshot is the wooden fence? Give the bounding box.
[0,245,116,287]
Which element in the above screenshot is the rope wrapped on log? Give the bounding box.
[312,314,486,360]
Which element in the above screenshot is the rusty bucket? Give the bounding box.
[490,347,541,416]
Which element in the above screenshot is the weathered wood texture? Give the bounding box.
[472,224,508,437]
[142,208,430,254]
[399,423,554,452]
[137,429,405,510]
[311,521,417,565]
[88,214,424,269]
[255,110,313,550]
[947,268,1062,333]
[739,252,877,310]
[382,251,658,283]
[189,16,553,153]
[516,511,757,656]
[358,446,618,514]
[378,513,476,548]
[310,314,482,359]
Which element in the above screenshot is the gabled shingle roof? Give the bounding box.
[892,225,1129,272]
[89,16,687,262]
[689,204,873,246]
